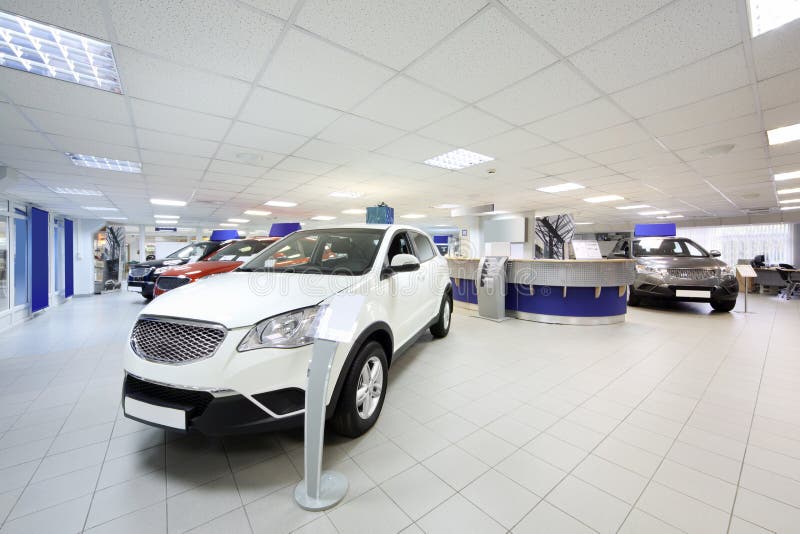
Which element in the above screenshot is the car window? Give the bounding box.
[633,238,708,257]
[207,240,275,261]
[168,242,212,259]
[386,232,413,263]
[411,233,435,262]
[684,240,707,257]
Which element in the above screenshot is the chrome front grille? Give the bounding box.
[130,317,226,364]
[667,268,718,280]
[156,276,191,292]
[130,267,152,278]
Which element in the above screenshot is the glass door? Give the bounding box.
[13,216,28,306]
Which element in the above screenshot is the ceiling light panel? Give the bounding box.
[228,218,249,223]
[536,182,585,193]
[779,198,800,204]
[219,223,238,227]
[67,153,141,173]
[153,214,179,219]
[151,198,186,206]
[749,0,800,36]
[265,200,297,207]
[311,215,336,221]
[657,214,684,219]
[639,210,670,215]
[244,210,272,216]
[583,195,624,203]
[775,170,800,181]
[767,123,800,145]
[423,148,494,170]
[49,187,103,196]
[777,187,800,195]
[342,208,366,215]
[0,10,122,93]
[615,204,651,210]
[781,205,800,211]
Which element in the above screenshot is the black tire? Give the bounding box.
[710,299,735,312]
[430,294,452,338]
[330,341,388,438]
[627,286,641,307]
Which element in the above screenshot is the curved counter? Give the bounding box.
[448,258,637,325]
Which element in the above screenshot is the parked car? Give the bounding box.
[612,236,738,312]
[153,237,280,297]
[122,225,452,437]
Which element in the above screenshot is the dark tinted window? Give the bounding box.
[207,239,276,261]
[412,233,435,262]
[632,238,709,257]
[387,232,413,263]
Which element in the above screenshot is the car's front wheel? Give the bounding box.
[330,341,388,438]
[430,294,452,338]
[710,299,736,312]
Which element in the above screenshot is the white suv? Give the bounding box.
[122,224,452,438]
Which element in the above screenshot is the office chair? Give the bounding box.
[751,254,766,268]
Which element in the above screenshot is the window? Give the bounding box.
[387,232,413,263]
[168,242,214,260]
[208,239,276,261]
[412,233,435,262]
[0,216,8,311]
[632,238,709,258]
[13,217,27,305]
[679,224,794,266]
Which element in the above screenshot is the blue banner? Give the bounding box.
[31,207,49,312]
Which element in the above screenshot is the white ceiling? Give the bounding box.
[1,0,799,230]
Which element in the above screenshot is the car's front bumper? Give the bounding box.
[632,275,739,302]
[127,278,155,296]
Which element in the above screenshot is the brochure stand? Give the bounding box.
[736,264,757,314]
[294,294,364,511]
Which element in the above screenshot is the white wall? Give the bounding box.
[74,218,106,296]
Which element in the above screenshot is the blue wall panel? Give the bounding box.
[451,277,477,304]
[64,218,74,298]
[31,207,49,313]
[514,284,626,317]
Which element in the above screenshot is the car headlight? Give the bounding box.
[154,266,170,274]
[720,266,735,277]
[636,264,667,276]
[238,306,319,351]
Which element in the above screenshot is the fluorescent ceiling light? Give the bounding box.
[244,210,272,216]
[767,123,800,145]
[400,214,426,219]
[219,223,238,227]
[777,187,800,195]
[433,204,460,209]
[639,210,670,215]
[775,170,800,181]
[616,204,651,210]
[153,214,179,219]
[536,182,585,193]
[105,217,127,220]
[49,186,102,196]
[657,214,684,219]
[781,206,800,211]
[228,218,249,223]
[779,198,800,204]
[0,11,122,93]
[329,191,362,199]
[150,198,186,207]
[311,215,336,221]
[265,200,297,207]
[423,149,494,170]
[82,206,117,211]
[574,222,594,225]
[67,153,141,173]
[749,0,800,36]
[584,195,624,203]
[154,220,177,225]
[342,208,366,215]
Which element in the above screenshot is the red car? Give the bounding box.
[153,237,280,297]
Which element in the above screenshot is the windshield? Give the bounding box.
[167,242,213,260]
[631,238,708,258]
[207,239,276,261]
[239,229,386,275]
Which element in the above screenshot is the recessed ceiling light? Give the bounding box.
[616,204,651,210]
[0,11,122,93]
[639,210,670,215]
[400,214,426,219]
[779,198,800,204]
[228,218,249,223]
[767,123,800,145]
[657,214,684,219]
[265,200,297,207]
[433,204,460,209]
[311,215,336,221]
[329,191,362,199]
[153,214,179,219]
[749,0,800,36]
[423,149,494,170]
[151,198,187,207]
[781,206,800,211]
[82,206,117,211]
[105,216,128,220]
[775,170,800,181]
[777,187,800,195]
[574,222,594,225]
[584,195,624,203]
[49,186,103,196]
[154,219,177,225]
[342,208,366,215]
[536,182,585,193]
[67,153,141,173]
[219,223,239,227]
[244,210,271,216]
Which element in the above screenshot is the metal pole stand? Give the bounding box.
[294,294,364,511]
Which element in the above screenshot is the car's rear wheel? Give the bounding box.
[430,294,452,338]
[710,299,735,312]
[627,286,641,307]
[330,341,388,438]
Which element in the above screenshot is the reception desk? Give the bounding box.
[448,258,637,325]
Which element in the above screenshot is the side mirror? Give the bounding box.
[146,254,156,261]
[710,250,721,257]
[381,254,420,278]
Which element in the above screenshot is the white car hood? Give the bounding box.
[141,271,363,328]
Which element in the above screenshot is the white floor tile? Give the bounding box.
[380,464,454,520]
[572,454,648,504]
[637,481,731,533]
[86,469,165,528]
[422,444,489,490]
[495,449,566,497]
[167,474,242,533]
[618,509,683,534]
[462,469,540,529]
[457,429,516,466]
[513,501,594,534]
[84,502,167,534]
[653,459,737,512]
[351,441,416,484]
[417,494,505,534]
[327,487,411,534]
[546,476,630,534]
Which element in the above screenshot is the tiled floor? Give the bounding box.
[0,291,798,533]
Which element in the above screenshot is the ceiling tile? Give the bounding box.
[0,102,32,130]
[207,159,267,178]
[375,134,455,162]
[22,107,137,148]
[114,47,250,118]
[467,128,549,158]
[137,129,219,158]
[0,0,112,39]
[418,107,511,146]
[477,62,598,125]
[560,122,650,155]
[239,0,297,19]
[524,98,630,142]
[658,114,763,151]
[109,0,284,81]
[505,143,575,167]
[214,143,285,167]
[589,140,668,165]
[240,87,341,137]
[139,150,209,170]
[131,100,231,140]
[639,87,756,136]
[407,7,557,102]
[274,156,337,175]
[0,128,52,150]
[752,18,800,80]
[262,29,394,110]
[758,67,800,111]
[292,139,366,165]
[612,45,749,118]
[225,122,307,153]
[47,135,139,162]
[501,0,670,55]
[353,76,464,131]
[570,0,741,93]
[763,101,800,130]
[317,115,405,151]
[295,0,486,69]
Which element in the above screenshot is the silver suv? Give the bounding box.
[611,237,738,312]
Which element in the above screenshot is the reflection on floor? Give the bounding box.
[0,291,798,533]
